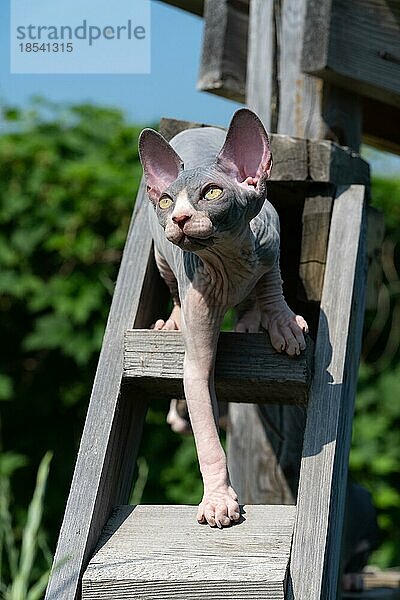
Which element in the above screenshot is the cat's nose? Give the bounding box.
[172,214,191,229]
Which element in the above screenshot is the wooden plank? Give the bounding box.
[45,182,162,600]
[197,0,249,103]
[160,118,368,184]
[299,185,334,302]
[246,0,276,131]
[287,185,367,600]
[276,0,324,140]
[270,135,308,181]
[124,330,313,406]
[302,0,400,108]
[308,139,370,185]
[158,117,215,142]
[82,504,296,600]
[227,404,295,504]
[275,0,362,148]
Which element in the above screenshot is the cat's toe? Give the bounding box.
[295,315,309,333]
[153,319,166,330]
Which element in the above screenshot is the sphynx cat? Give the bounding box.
[139,109,308,528]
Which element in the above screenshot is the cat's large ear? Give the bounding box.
[139,129,184,204]
[216,109,272,187]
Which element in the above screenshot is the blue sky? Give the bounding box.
[0,0,399,175]
[0,0,239,127]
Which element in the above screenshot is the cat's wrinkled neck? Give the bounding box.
[190,225,258,307]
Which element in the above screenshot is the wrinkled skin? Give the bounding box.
[139,109,308,528]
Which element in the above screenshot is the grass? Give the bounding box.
[0,452,52,600]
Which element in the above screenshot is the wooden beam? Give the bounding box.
[288,184,367,599]
[246,0,276,131]
[227,403,296,504]
[124,330,313,406]
[197,0,249,103]
[302,0,400,109]
[82,504,296,600]
[197,0,400,154]
[299,186,334,302]
[159,117,370,185]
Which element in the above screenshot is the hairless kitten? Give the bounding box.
[139,109,308,528]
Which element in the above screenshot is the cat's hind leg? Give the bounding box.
[152,248,189,432]
[256,264,308,356]
[153,247,181,331]
[234,291,261,333]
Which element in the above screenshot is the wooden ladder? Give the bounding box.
[45,117,369,600]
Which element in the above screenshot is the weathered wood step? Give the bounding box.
[82,504,296,600]
[123,330,313,405]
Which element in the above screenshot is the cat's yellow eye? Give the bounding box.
[159,195,173,209]
[204,186,223,200]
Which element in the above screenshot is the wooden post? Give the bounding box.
[287,184,367,599]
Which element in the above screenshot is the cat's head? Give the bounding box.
[138,109,272,252]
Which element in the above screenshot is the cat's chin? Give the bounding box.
[175,234,214,252]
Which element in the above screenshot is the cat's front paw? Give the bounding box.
[261,306,308,356]
[197,485,240,528]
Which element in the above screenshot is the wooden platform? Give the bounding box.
[82,504,296,600]
[123,330,313,405]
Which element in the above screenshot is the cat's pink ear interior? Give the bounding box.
[216,109,272,187]
[139,129,184,203]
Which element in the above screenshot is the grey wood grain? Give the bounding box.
[82,504,296,600]
[299,187,334,302]
[276,0,324,140]
[124,330,313,406]
[246,0,276,131]
[228,404,295,504]
[288,184,367,599]
[302,0,400,108]
[45,182,163,600]
[275,0,363,149]
[159,118,368,184]
[197,0,249,103]
[308,140,370,185]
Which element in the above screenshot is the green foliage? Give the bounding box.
[371,177,400,230]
